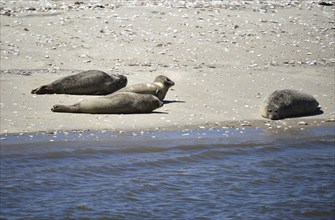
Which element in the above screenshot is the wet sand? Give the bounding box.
[1,1,334,134]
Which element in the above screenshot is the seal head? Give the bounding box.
[154,75,175,88]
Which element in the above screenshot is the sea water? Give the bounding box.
[0,127,334,219]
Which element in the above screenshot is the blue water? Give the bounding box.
[0,127,334,219]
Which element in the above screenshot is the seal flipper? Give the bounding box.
[51,103,80,113]
[155,88,162,99]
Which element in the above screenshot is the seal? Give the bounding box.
[51,92,163,114]
[115,75,175,101]
[260,89,320,120]
[31,70,127,95]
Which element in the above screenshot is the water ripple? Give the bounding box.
[0,127,334,219]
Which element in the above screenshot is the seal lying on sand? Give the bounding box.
[260,89,320,120]
[31,70,127,95]
[51,92,163,114]
[115,75,175,101]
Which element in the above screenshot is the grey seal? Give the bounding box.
[260,89,320,120]
[115,75,175,101]
[31,70,127,95]
[51,92,163,114]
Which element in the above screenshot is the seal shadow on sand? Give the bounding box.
[152,100,185,114]
[151,100,185,114]
[151,111,169,114]
[163,100,186,104]
[52,111,169,115]
[282,107,324,120]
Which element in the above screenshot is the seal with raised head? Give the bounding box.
[115,75,175,101]
[51,92,163,114]
[31,70,127,95]
[260,89,320,120]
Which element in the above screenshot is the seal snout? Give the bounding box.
[165,77,175,87]
[31,85,53,94]
[119,75,128,85]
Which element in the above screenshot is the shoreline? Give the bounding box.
[1,119,334,147]
[1,117,334,135]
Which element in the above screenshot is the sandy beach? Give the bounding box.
[1,0,334,134]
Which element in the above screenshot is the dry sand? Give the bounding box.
[1,1,334,134]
